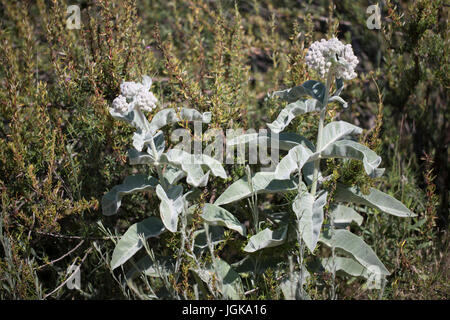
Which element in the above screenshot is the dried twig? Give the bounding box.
[42,246,93,300]
[35,240,85,271]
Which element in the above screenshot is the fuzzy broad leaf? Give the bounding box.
[148,108,211,136]
[215,258,244,299]
[301,80,326,101]
[267,99,321,134]
[271,80,326,102]
[272,122,364,181]
[132,131,153,152]
[335,184,416,217]
[214,172,297,206]
[129,143,224,189]
[128,131,166,160]
[125,256,174,281]
[192,258,244,300]
[274,144,313,180]
[319,228,390,276]
[155,184,184,233]
[332,78,344,97]
[280,267,311,300]
[159,149,227,187]
[202,204,246,236]
[226,131,315,152]
[128,149,154,165]
[225,132,318,185]
[102,174,158,216]
[109,107,150,133]
[320,140,385,178]
[244,227,288,253]
[110,217,165,270]
[330,205,363,227]
[232,255,285,277]
[193,226,225,251]
[321,257,382,279]
[163,166,186,185]
[293,190,328,253]
[318,121,363,153]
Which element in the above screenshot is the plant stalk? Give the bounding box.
[311,71,334,196]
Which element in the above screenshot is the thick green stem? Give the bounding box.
[311,71,333,196]
[149,136,166,187]
[330,210,336,300]
[138,107,167,190]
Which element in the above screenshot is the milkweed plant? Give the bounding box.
[101,38,416,300]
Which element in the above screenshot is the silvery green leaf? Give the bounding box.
[155,184,184,232]
[319,228,390,276]
[321,257,376,279]
[153,130,166,155]
[192,258,243,299]
[328,96,348,108]
[185,166,210,187]
[274,144,313,180]
[109,107,150,132]
[158,155,208,187]
[110,217,165,270]
[232,255,285,276]
[194,154,227,179]
[301,80,326,101]
[163,166,186,185]
[214,172,297,206]
[335,184,416,217]
[227,131,315,152]
[267,99,321,134]
[330,205,363,227]
[132,131,152,152]
[102,174,158,216]
[280,267,310,300]
[125,255,174,281]
[193,226,225,251]
[202,204,246,236]
[225,132,317,184]
[141,75,153,90]
[271,80,325,102]
[131,130,165,154]
[332,78,344,97]
[128,149,154,165]
[215,258,244,299]
[159,149,227,187]
[293,190,328,253]
[320,140,385,178]
[318,121,363,153]
[303,162,320,186]
[271,86,309,103]
[243,227,288,253]
[148,108,211,135]
[277,132,316,151]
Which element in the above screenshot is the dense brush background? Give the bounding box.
[0,0,448,299]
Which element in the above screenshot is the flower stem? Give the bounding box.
[149,135,167,190]
[138,107,167,190]
[311,71,333,196]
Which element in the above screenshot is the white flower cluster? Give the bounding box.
[305,38,359,80]
[112,76,157,114]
